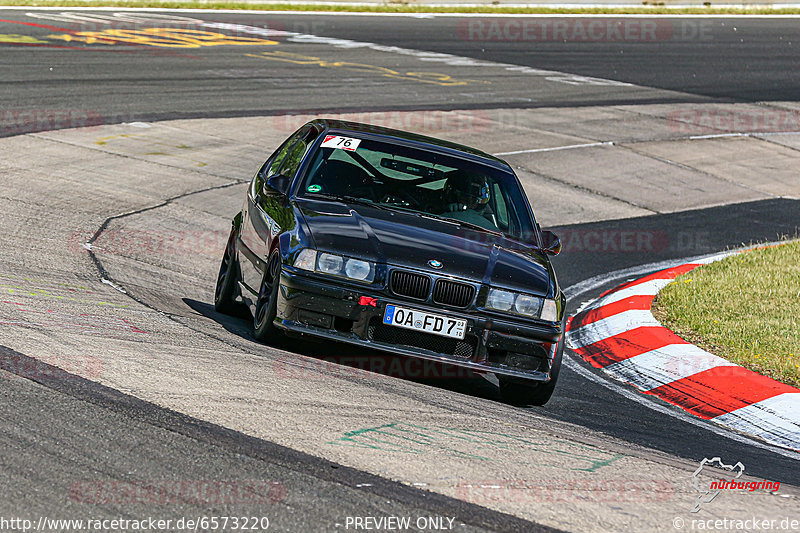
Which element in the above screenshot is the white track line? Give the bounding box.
[494,141,613,156]
[13,7,800,17]
[690,131,800,140]
[714,394,800,451]
[203,22,633,87]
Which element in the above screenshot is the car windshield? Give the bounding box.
[298,134,535,240]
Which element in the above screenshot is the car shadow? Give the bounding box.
[182,297,500,401]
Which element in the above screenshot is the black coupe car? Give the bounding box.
[215,119,566,405]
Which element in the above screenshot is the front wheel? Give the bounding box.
[253,254,283,343]
[499,333,564,406]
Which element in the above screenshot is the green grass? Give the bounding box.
[4,0,800,15]
[652,241,800,388]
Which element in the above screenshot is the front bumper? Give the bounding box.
[274,268,564,382]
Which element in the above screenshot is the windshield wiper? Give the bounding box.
[421,214,504,237]
[304,193,394,212]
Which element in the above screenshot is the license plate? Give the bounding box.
[382,304,466,340]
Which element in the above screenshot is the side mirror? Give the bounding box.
[541,230,562,256]
[266,174,291,196]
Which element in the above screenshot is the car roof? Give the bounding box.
[308,118,512,171]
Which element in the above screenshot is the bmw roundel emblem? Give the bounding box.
[428,259,443,269]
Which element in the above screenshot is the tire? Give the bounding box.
[214,226,240,315]
[499,332,564,407]
[253,253,283,343]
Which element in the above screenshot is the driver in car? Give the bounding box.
[441,170,498,231]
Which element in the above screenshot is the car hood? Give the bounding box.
[296,198,553,296]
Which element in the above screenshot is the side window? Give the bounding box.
[265,125,312,178]
[492,182,509,228]
[277,138,309,178]
[266,141,294,176]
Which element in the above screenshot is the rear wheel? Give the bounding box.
[253,254,283,343]
[214,226,239,315]
[499,333,564,406]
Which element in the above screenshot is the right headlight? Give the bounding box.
[486,289,515,311]
[486,288,557,321]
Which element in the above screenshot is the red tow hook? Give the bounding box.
[358,296,377,307]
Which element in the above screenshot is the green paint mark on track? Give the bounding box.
[330,422,624,472]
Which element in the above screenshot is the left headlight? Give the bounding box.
[293,249,375,283]
[486,288,558,321]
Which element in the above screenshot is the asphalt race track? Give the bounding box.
[4,12,800,128]
[1,9,799,532]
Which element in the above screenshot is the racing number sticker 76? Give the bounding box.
[320,135,361,151]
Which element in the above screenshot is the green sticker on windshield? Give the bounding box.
[307,184,322,193]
